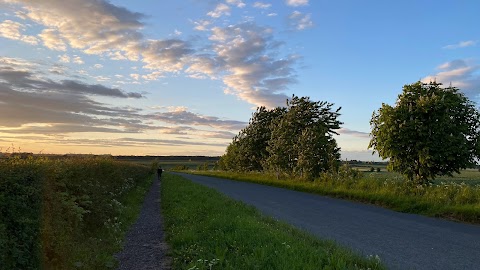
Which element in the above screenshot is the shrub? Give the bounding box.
[171,164,190,171]
[0,156,152,269]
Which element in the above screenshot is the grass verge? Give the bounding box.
[161,173,385,270]
[69,172,154,269]
[187,171,480,224]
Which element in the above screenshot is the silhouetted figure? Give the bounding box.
[157,166,163,179]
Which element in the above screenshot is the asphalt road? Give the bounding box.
[175,173,480,270]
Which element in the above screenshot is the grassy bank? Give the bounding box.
[0,156,153,270]
[161,173,385,270]
[188,171,480,224]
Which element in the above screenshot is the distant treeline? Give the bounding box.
[115,155,220,161]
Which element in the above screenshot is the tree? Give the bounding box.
[266,95,342,179]
[219,106,286,171]
[369,81,480,184]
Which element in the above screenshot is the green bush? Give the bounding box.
[0,156,152,269]
[196,162,210,171]
[171,164,190,171]
[0,157,45,270]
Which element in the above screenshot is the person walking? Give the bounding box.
[157,166,163,179]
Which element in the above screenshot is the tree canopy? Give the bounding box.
[369,81,480,184]
[220,95,342,179]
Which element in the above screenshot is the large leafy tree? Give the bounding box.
[220,95,342,179]
[369,81,480,184]
[266,95,342,179]
[219,106,286,171]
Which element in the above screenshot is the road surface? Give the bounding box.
[175,173,480,270]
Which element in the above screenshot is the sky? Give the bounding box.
[0,0,479,161]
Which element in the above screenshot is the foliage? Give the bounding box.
[220,95,342,179]
[267,96,342,179]
[0,156,152,270]
[190,171,480,224]
[171,164,190,171]
[0,157,45,270]
[196,162,210,171]
[369,82,480,184]
[161,174,385,270]
[219,106,286,171]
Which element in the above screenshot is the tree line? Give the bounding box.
[219,82,480,184]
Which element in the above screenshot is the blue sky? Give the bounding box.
[0,0,478,160]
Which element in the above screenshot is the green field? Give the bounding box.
[162,173,385,270]
[115,156,219,170]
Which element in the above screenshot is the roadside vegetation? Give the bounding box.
[369,82,480,184]
[0,155,153,270]
[176,82,478,224]
[161,173,385,270]
[190,167,480,224]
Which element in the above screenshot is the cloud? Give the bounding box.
[0,56,36,69]
[288,11,313,30]
[142,71,164,81]
[443,40,476,49]
[173,29,182,36]
[199,130,236,139]
[205,22,298,108]
[0,124,138,134]
[10,0,145,55]
[0,58,144,100]
[0,135,228,148]
[72,56,84,64]
[226,0,246,8]
[38,28,66,50]
[58,54,70,63]
[93,64,103,69]
[0,19,39,44]
[8,0,197,75]
[130,73,140,80]
[253,2,272,9]
[0,57,246,140]
[285,0,308,7]
[338,128,369,138]
[149,107,247,130]
[48,64,67,75]
[185,56,220,79]
[207,3,231,18]
[157,126,233,139]
[422,59,480,99]
[193,19,211,31]
[141,39,193,73]
[3,0,302,109]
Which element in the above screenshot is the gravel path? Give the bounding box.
[176,173,480,270]
[115,177,170,270]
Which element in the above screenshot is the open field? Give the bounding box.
[162,173,385,270]
[115,155,219,170]
[186,169,480,224]
[0,156,153,269]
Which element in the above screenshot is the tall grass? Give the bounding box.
[162,173,385,270]
[0,156,153,270]
[190,169,480,224]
